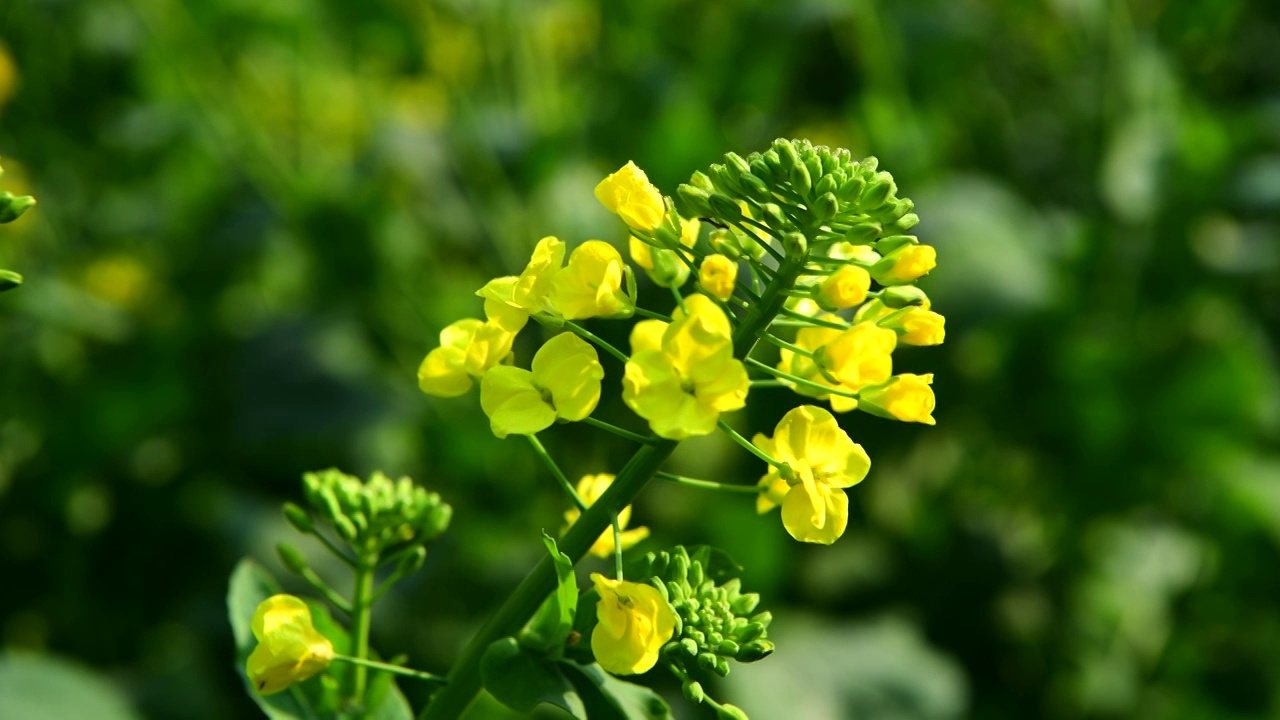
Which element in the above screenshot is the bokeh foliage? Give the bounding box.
[1,0,1278,718]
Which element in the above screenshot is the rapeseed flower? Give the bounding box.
[858,373,936,424]
[562,474,650,558]
[245,595,334,695]
[550,240,635,319]
[698,254,737,302]
[870,244,937,285]
[595,162,666,232]
[622,295,748,439]
[590,574,677,675]
[417,318,516,397]
[479,333,603,438]
[753,406,870,544]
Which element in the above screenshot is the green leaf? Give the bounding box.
[480,637,586,718]
[559,662,672,720]
[520,533,578,655]
[0,651,142,720]
[227,557,414,720]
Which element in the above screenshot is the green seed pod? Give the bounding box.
[277,543,309,575]
[737,640,775,662]
[283,503,314,535]
[879,285,930,308]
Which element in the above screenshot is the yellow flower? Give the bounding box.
[595,161,666,232]
[590,573,677,675]
[630,218,698,288]
[622,295,748,439]
[870,244,937,285]
[418,318,517,397]
[858,374,936,425]
[245,595,334,695]
[898,307,946,346]
[550,240,635,319]
[479,333,603,438]
[477,236,567,320]
[775,314,858,413]
[562,474,650,558]
[817,265,870,310]
[698,253,737,302]
[816,322,897,392]
[752,406,870,544]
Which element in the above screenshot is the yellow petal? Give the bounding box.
[531,333,604,421]
[780,479,849,544]
[246,595,334,695]
[479,366,556,438]
[512,236,566,313]
[629,320,669,356]
[550,241,634,319]
[589,574,677,675]
[417,346,472,397]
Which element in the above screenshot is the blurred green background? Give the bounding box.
[2,0,1279,718]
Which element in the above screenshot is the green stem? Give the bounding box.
[750,379,789,388]
[655,471,761,495]
[778,307,849,329]
[611,511,624,581]
[564,321,629,364]
[526,434,587,512]
[716,420,785,469]
[633,306,671,322]
[420,235,808,720]
[670,285,688,314]
[311,531,357,568]
[333,655,447,685]
[745,357,861,400]
[758,332,814,358]
[583,416,655,445]
[299,569,353,615]
[349,546,377,705]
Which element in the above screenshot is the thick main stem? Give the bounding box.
[349,546,377,705]
[420,247,807,719]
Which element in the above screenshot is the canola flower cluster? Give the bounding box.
[418,139,942,717]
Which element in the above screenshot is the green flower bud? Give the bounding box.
[683,681,706,703]
[724,152,751,178]
[736,639,775,662]
[788,162,812,197]
[277,543,309,575]
[861,172,896,209]
[860,155,880,172]
[757,203,788,234]
[879,285,930,308]
[0,192,36,224]
[334,514,359,542]
[696,652,718,672]
[708,193,743,223]
[283,503,314,534]
[875,235,918,255]
[837,175,866,203]
[671,552,690,583]
[0,270,23,293]
[843,221,882,245]
[814,173,838,198]
[717,703,750,720]
[690,171,715,193]
[748,156,771,182]
[717,639,740,656]
[735,621,767,644]
[709,164,744,196]
[814,192,839,222]
[396,546,427,577]
[774,139,801,172]
[783,232,807,260]
[680,638,699,657]
[714,657,730,677]
[730,593,759,615]
[890,212,920,232]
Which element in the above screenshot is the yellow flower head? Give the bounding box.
[858,373,936,425]
[595,161,666,232]
[752,405,870,544]
[477,236,567,320]
[816,321,897,392]
[622,295,748,439]
[479,332,603,438]
[698,254,737,302]
[590,573,677,675]
[418,318,517,397]
[630,218,698,289]
[870,244,937,285]
[550,240,635,319]
[898,307,946,346]
[563,474,650,558]
[817,265,871,310]
[245,595,334,695]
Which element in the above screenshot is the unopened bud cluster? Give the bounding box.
[299,468,452,550]
[0,160,35,292]
[638,547,774,678]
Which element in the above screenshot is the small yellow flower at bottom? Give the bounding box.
[752,405,871,544]
[698,253,738,302]
[590,573,678,675]
[562,474,650,558]
[897,308,945,346]
[246,594,334,695]
[858,373,936,425]
[817,265,870,310]
[870,244,937,285]
[479,333,603,438]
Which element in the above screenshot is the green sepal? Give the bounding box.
[0,192,35,224]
